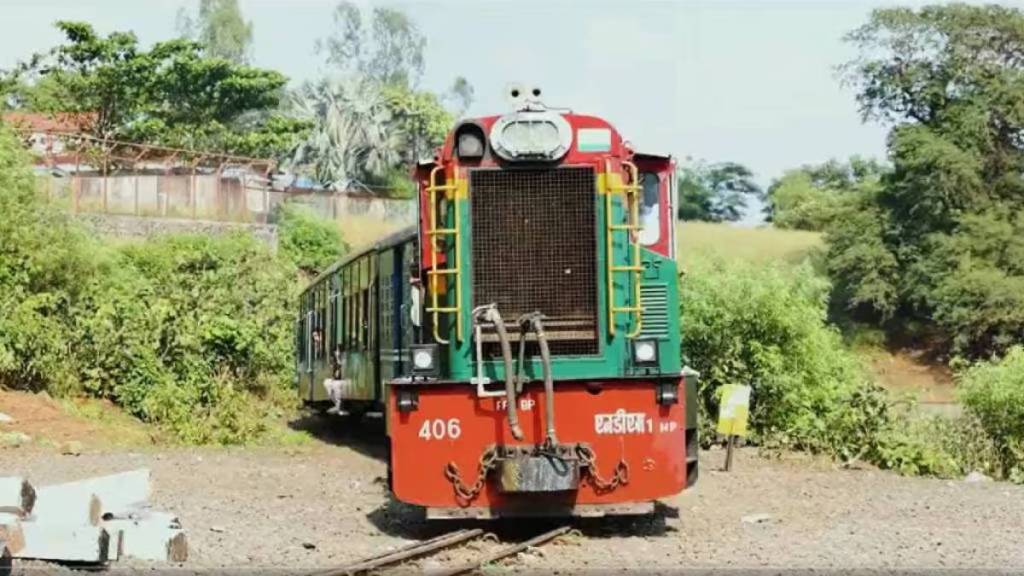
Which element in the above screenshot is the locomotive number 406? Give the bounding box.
[418,418,462,441]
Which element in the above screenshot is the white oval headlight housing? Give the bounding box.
[489,111,572,162]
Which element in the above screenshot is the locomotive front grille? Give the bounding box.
[470,166,598,356]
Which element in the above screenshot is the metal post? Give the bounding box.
[190,167,197,220]
[102,148,108,214]
[724,434,736,472]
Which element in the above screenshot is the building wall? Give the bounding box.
[39,174,416,225]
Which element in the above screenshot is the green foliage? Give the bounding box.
[830,4,1024,357]
[959,346,1024,482]
[382,84,453,164]
[0,125,97,395]
[178,0,254,64]
[766,157,885,231]
[874,413,1002,478]
[294,3,459,195]
[0,124,298,444]
[277,203,349,275]
[680,255,892,460]
[2,21,303,159]
[289,76,401,190]
[677,160,761,222]
[72,233,298,444]
[824,188,901,320]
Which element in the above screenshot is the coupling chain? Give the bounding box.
[444,445,498,502]
[576,444,630,492]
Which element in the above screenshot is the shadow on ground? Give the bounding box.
[288,409,388,462]
[365,498,680,540]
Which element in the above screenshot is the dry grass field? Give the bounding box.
[676,221,823,267]
[335,214,410,250]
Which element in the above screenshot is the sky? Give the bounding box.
[2,0,1013,221]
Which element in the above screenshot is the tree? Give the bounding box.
[677,160,761,222]
[288,76,401,190]
[2,21,304,159]
[177,0,253,64]
[383,84,453,164]
[317,2,426,88]
[765,157,886,231]
[831,4,1024,356]
[444,76,474,117]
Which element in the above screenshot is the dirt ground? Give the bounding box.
[3,407,1024,574]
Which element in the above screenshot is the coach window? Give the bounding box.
[343,266,352,350]
[638,171,661,246]
[297,296,307,370]
[329,275,339,355]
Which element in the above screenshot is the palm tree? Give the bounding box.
[288,76,401,191]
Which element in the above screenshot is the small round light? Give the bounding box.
[634,341,656,363]
[457,132,484,158]
[413,349,434,370]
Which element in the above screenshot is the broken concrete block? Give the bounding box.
[34,469,150,524]
[32,489,102,526]
[15,524,110,563]
[102,508,180,527]
[103,519,187,562]
[0,478,35,517]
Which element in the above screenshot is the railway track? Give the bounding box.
[314,525,573,576]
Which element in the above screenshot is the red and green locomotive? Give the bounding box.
[297,86,697,518]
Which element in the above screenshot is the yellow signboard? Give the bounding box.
[716,384,752,437]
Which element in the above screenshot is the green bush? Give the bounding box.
[0,124,99,396]
[70,233,299,443]
[680,255,893,460]
[958,346,1024,482]
[277,202,348,275]
[0,123,300,444]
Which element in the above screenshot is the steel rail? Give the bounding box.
[313,528,485,576]
[432,525,572,576]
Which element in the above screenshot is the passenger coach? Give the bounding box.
[297,86,697,518]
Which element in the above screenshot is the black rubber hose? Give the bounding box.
[488,308,523,440]
[531,316,557,445]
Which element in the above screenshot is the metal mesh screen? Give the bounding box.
[470,166,598,355]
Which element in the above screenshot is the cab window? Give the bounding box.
[639,172,661,246]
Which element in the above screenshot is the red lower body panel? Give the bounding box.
[388,379,686,511]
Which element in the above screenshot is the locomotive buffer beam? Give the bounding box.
[496,443,580,493]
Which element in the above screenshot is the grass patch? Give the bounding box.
[677,221,822,267]
[336,214,409,250]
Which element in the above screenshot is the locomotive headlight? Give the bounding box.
[457,131,485,159]
[410,343,439,376]
[633,339,659,365]
[489,111,572,161]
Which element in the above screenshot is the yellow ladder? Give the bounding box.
[605,160,644,338]
[425,165,464,344]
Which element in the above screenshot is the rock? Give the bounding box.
[210,525,226,533]
[741,513,774,525]
[61,441,83,456]
[0,413,12,424]
[0,433,30,448]
[964,471,992,483]
[302,542,316,550]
